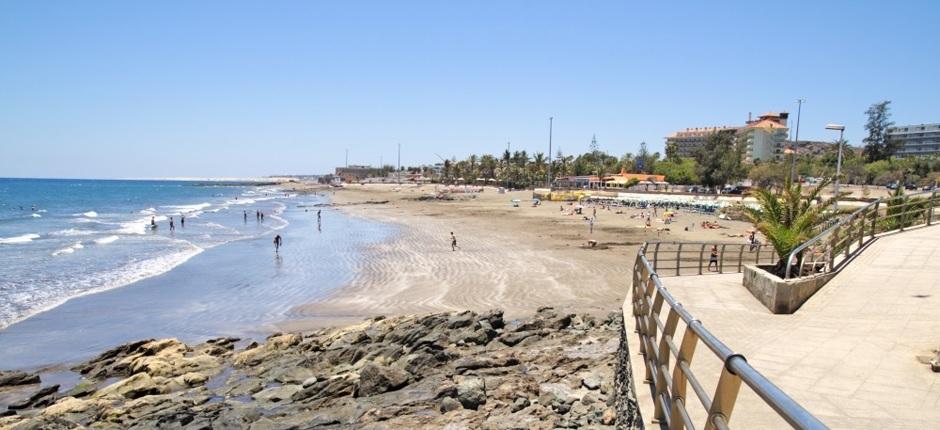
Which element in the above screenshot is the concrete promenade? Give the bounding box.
[627,225,940,429]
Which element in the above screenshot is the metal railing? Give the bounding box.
[630,243,828,429]
[645,241,779,277]
[785,189,939,279]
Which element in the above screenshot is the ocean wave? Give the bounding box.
[226,198,256,206]
[162,202,212,212]
[51,228,95,237]
[1,244,204,329]
[139,207,157,214]
[94,235,120,245]
[0,234,40,245]
[51,242,84,256]
[31,213,41,218]
[117,215,167,235]
[80,211,98,218]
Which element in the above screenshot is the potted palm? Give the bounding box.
[741,176,839,313]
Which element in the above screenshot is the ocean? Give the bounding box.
[0,178,392,369]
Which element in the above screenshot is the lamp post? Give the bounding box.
[548,117,553,187]
[826,123,845,210]
[791,99,804,182]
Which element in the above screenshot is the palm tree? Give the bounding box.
[532,152,547,186]
[745,176,835,276]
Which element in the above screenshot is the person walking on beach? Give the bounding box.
[273,234,282,253]
[317,210,321,222]
[450,232,459,251]
[169,217,175,232]
[260,212,264,222]
[708,245,719,272]
[589,217,594,234]
[256,210,260,221]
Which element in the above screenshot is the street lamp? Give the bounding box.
[826,123,845,210]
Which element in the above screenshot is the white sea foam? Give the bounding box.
[31,213,41,218]
[81,211,98,218]
[1,244,204,329]
[38,209,48,213]
[117,215,168,235]
[0,234,40,245]
[51,242,84,256]
[226,198,256,206]
[140,207,157,214]
[51,228,95,237]
[95,235,120,245]
[162,202,211,212]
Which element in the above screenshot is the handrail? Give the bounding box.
[629,243,828,429]
[784,189,939,279]
[645,241,778,277]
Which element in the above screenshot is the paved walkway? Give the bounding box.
[627,225,940,429]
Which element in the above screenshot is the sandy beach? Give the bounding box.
[286,184,756,328]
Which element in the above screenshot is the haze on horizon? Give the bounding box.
[1,1,938,179]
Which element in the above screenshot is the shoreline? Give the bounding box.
[285,183,756,328]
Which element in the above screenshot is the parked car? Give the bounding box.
[904,183,917,190]
[886,182,899,190]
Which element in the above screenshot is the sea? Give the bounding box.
[0,178,392,370]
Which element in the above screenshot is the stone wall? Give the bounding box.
[742,265,836,314]
[615,312,643,429]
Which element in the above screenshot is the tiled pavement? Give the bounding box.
[626,225,940,429]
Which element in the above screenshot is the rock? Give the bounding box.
[94,373,166,399]
[0,371,40,388]
[499,331,538,347]
[446,311,476,329]
[480,309,505,330]
[356,363,410,397]
[440,396,462,413]
[301,376,319,388]
[8,384,59,409]
[510,397,530,412]
[539,382,579,405]
[456,377,486,410]
[601,407,616,425]
[252,384,301,403]
[581,373,602,390]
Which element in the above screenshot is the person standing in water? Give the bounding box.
[317,210,321,222]
[260,212,264,222]
[243,210,248,223]
[450,232,458,251]
[180,215,185,228]
[151,216,156,229]
[169,217,175,232]
[273,234,282,253]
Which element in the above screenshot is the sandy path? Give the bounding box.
[284,184,755,329]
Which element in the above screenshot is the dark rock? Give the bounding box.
[480,309,505,329]
[510,397,530,412]
[581,374,602,390]
[355,363,411,397]
[446,311,476,329]
[499,331,538,347]
[0,370,40,387]
[8,384,60,410]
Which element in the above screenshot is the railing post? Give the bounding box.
[871,201,880,238]
[927,191,937,225]
[705,356,744,430]
[857,212,865,251]
[829,224,840,270]
[676,243,683,276]
[698,244,705,275]
[737,245,745,273]
[900,195,909,231]
[654,308,680,423]
[670,325,700,428]
[755,244,761,264]
[718,244,726,274]
[654,242,661,272]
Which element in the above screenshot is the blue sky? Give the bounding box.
[2,1,938,178]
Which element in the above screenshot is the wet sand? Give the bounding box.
[289,184,755,326]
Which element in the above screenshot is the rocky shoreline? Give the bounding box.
[0,308,640,429]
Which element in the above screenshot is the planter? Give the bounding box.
[742,265,836,314]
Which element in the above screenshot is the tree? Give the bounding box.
[694,131,746,188]
[653,158,700,184]
[745,176,836,276]
[862,100,896,162]
[665,141,680,162]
